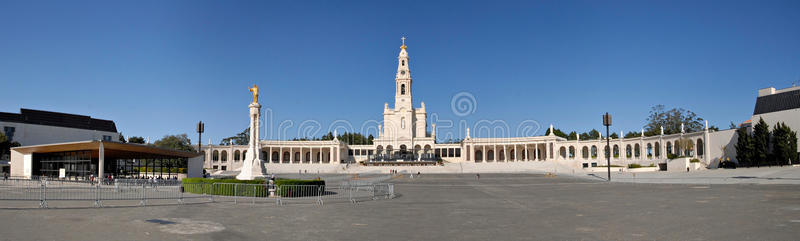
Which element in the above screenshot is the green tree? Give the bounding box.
[624,131,642,138]
[128,136,146,144]
[545,128,569,139]
[772,122,798,165]
[118,133,126,143]
[735,127,753,167]
[643,105,705,136]
[0,132,21,159]
[587,129,601,140]
[221,128,249,145]
[752,118,770,167]
[609,132,619,139]
[154,134,195,152]
[729,121,737,129]
[567,131,577,140]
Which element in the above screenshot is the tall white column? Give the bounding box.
[98,141,105,181]
[534,144,539,161]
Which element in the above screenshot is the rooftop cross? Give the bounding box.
[401,36,406,45]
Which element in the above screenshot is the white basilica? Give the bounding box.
[202,39,738,174]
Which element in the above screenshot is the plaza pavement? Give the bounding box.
[577,165,800,185]
[1,173,799,240]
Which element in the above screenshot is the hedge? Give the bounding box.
[181,178,325,197]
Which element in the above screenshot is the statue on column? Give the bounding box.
[248,84,259,103]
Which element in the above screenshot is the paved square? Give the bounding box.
[1,174,799,240]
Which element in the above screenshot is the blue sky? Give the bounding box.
[1,0,798,144]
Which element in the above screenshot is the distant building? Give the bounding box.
[0,108,120,146]
[751,86,800,151]
[1,109,120,174]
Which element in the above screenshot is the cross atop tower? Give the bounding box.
[400,36,407,49]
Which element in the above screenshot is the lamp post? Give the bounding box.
[197,121,205,153]
[603,113,612,181]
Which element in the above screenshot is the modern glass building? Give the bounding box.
[10,140,204,180]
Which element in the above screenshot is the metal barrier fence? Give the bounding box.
[0,180,394,208]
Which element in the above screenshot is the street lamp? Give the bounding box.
[196,121,204,153]
[603,113,612,181]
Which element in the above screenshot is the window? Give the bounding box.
[402,60,405,66]
[455,148,461,157]
[401,84,406,95]
[401,117,405,129]
[348,149,354,156]
[582,163,589,168]
[448,148,454,157]
[213,165,218,170]
[102,135,112,141]
[591,162,597,167]
[3,126,15,141]
[221,166,227,171]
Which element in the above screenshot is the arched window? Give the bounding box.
[294,152,301,163]
[634,144,641,158]
[625,145,632,158]
[646,143,653,158]
[402,60,405,66]
[568,146,575,159]
[654,142,661,157]
[666,142,672,155]
[272,151,279,163]
[221,151,228,162]
[582,146,589,159]
[559,147,567,159]
[613,145,620,158]
[401,84,406,95]
[283,152,290,163]
[304,152,311,163]
[243,150,247,159]
[487,150,494,161]
[510,150,516,160]
[212,150,219,161]
[697,139,704,156]
[234,150,241,161]
[591,146,598,159]
[475,150,483,162]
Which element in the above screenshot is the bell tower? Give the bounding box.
[395,36,412,110]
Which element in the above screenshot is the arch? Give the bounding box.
[212,150,219,161]
[402,60,405,66]
[625,145,632,158]
[613,145,620,158]
[673,140,680,155]
[304,152,311,163]
[604,145,610,158]
[646,143,653,158]
[666,142,672,156]
[293,152,301,163]
[272,151,279,163]
[282,151,290,163]
[591,145,598,159]
[221,151,228,162]
[697,138,704,156]
[401,84,406,95]
[234,150,241,161]
[424,145,431,154]
[243,150,247,159]
[400,145,407,151]
[634,143,641,158]
[376,145,383,155]
[498,148,505,161]
[559,146,567,159]
[475,150,483,162]
[582,146,589,159]
[487,150,495,161]
[510,149,516,160]
[386,145,394,157]
[414,145,422,155]
[654,142,661,157]
[315,152,322,163]
[568,146,575,159]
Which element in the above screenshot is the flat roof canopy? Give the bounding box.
[12,140,202,159]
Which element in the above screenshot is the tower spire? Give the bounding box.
[401,36,407,49]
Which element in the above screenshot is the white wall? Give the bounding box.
[752,108,800,151]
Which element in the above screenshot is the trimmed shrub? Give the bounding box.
[689,158,700,163]
[628,163,642,168]
[181,178,325,198]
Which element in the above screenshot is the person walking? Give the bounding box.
[3,172,8,182]
[476,173,480,180]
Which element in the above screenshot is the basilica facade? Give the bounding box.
[202,41,734,174]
